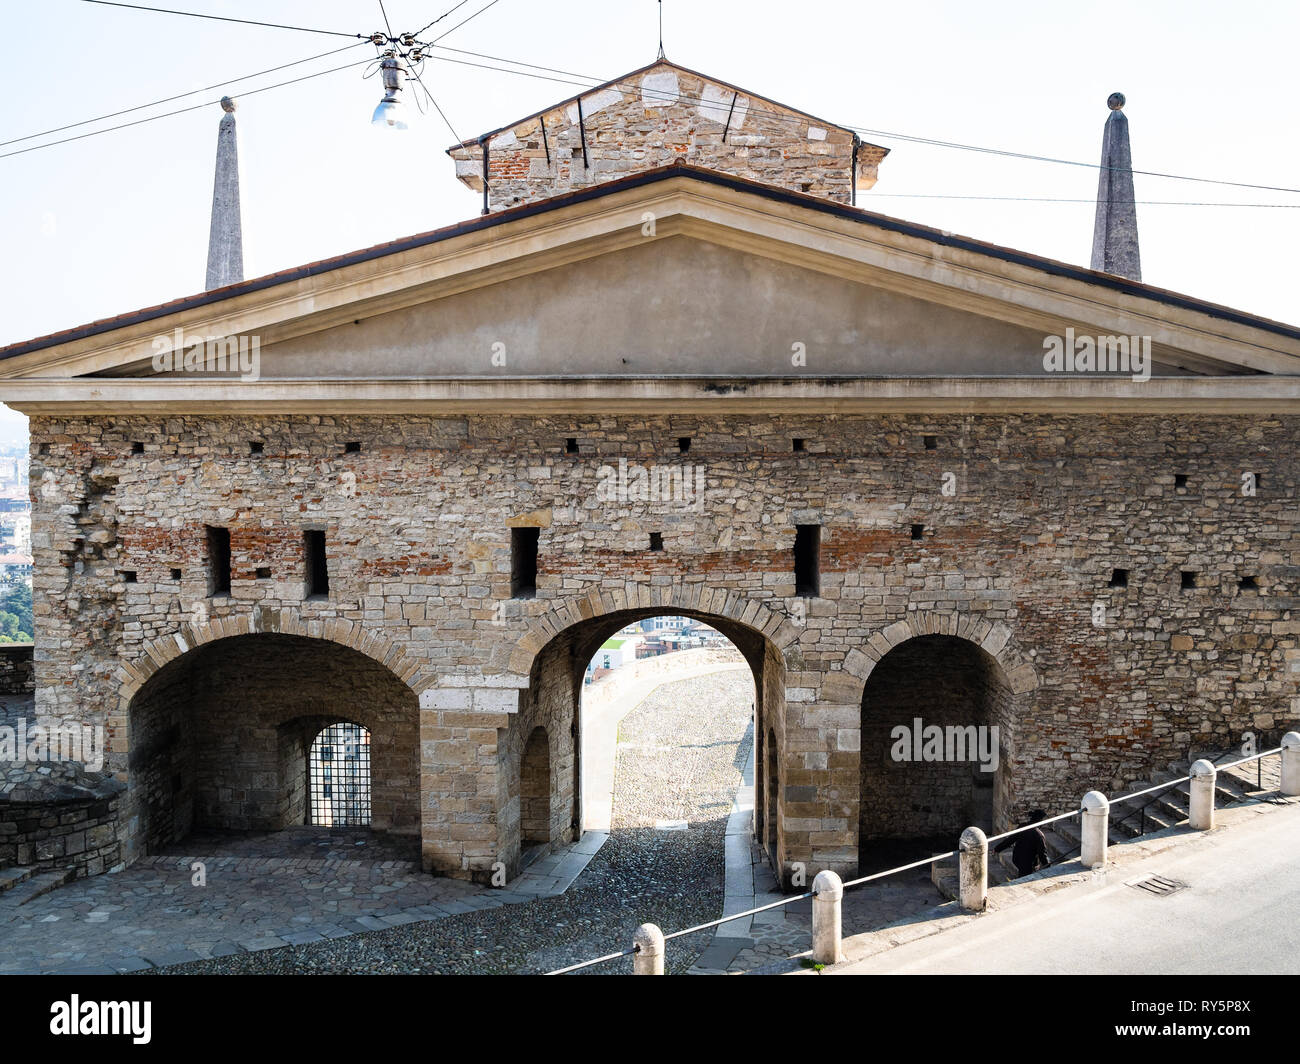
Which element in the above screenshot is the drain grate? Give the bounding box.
[1126,874,1188,897]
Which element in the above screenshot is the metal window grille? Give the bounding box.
[309,722,371,826]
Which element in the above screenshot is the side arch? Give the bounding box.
[118,627,421,864]
[113,605,429,730]
[839,611,1040,699]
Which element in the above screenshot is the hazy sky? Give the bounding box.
[1,0,1296,438]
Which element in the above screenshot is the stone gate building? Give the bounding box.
[2,59,1299,887]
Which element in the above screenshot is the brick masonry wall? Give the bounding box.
[24,412,1300,883]
[448,62,885,211]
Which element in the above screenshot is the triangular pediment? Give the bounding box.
[124,234,1206,381]
[2,165,1299,410]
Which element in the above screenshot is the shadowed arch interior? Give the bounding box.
[125,633,418,859]
[859,635,1016,864]
[520,726,552,846]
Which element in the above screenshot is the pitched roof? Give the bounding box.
[3,159,1297,365]
[442,56,871,153]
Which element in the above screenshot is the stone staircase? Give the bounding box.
[0,865,74,911]
[933,749,1264,900]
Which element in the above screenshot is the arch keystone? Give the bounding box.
[981,623,1012,657]
[883,620,914,647]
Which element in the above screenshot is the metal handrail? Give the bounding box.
[984,808,1081,847]
[546,744,1288,974]
[547,945,640,975]
[662,889,816,941]
[841,849,954,889]
[1109,745,1282,838]
[1214,745,1283,773]
[546,890,820,974]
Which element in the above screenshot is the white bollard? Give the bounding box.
[1282,732,1300,797]
[1080,790,1109,868]
[1189,758,1217,831]
[633,922,664,975]
[959,826,987,912]
[812,869,843,965]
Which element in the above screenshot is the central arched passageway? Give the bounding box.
[510,606,787,882]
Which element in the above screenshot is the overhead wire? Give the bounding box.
[0,41,367,149]
[867,194,1300,208]
[0,55,376,161]
[426,0,504,43]
[75,0,364,38]
[20,5,1300,203]
[2,0,496,161]
[416,45,1300,198]
[413,0,474,37]
[409,65,464,146]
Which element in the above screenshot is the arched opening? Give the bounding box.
[510,607,785,884]
[124,633,418,861]
[520,726,551,852]
[308,722,372,827]
[858,634,1015,871]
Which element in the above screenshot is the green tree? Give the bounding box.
[0,584,32,642]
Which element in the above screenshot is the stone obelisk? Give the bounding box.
[1090,92,1141,280]
[205,96,244,290]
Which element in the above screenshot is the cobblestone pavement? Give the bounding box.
[0,828,501,974]
[142,668,754,975]
[0,666,752,975]
[689,830,947,974]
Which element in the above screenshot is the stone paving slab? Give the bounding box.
[0,826,610,975]
[708,753,756,945]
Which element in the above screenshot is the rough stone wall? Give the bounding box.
[0,691,125,875]
[448,62,883,211]
[0,791,123,875]
[0,644,34,695]
[25,412,1300,884]
[127,649,195,853]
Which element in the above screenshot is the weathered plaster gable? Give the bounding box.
[225,236,1196,380]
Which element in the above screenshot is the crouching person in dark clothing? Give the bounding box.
[994,809,1050,878]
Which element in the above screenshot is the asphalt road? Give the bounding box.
[838,803,1300,975]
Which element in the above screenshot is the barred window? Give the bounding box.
[308,722,371,826]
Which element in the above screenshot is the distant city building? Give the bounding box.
[0,554,32,585]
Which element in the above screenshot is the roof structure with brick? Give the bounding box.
[445,57,889,212]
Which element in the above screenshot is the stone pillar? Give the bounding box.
[1281,732,1300,797]
[1189,759,1217,831]
[812,869,844,965]
[1091,92,1141,281]
[959,826,987,912]
[206,97,244,290]
[633,922,664,975]
[1080,790,1109,868]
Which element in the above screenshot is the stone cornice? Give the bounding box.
[8,375,1300,415]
